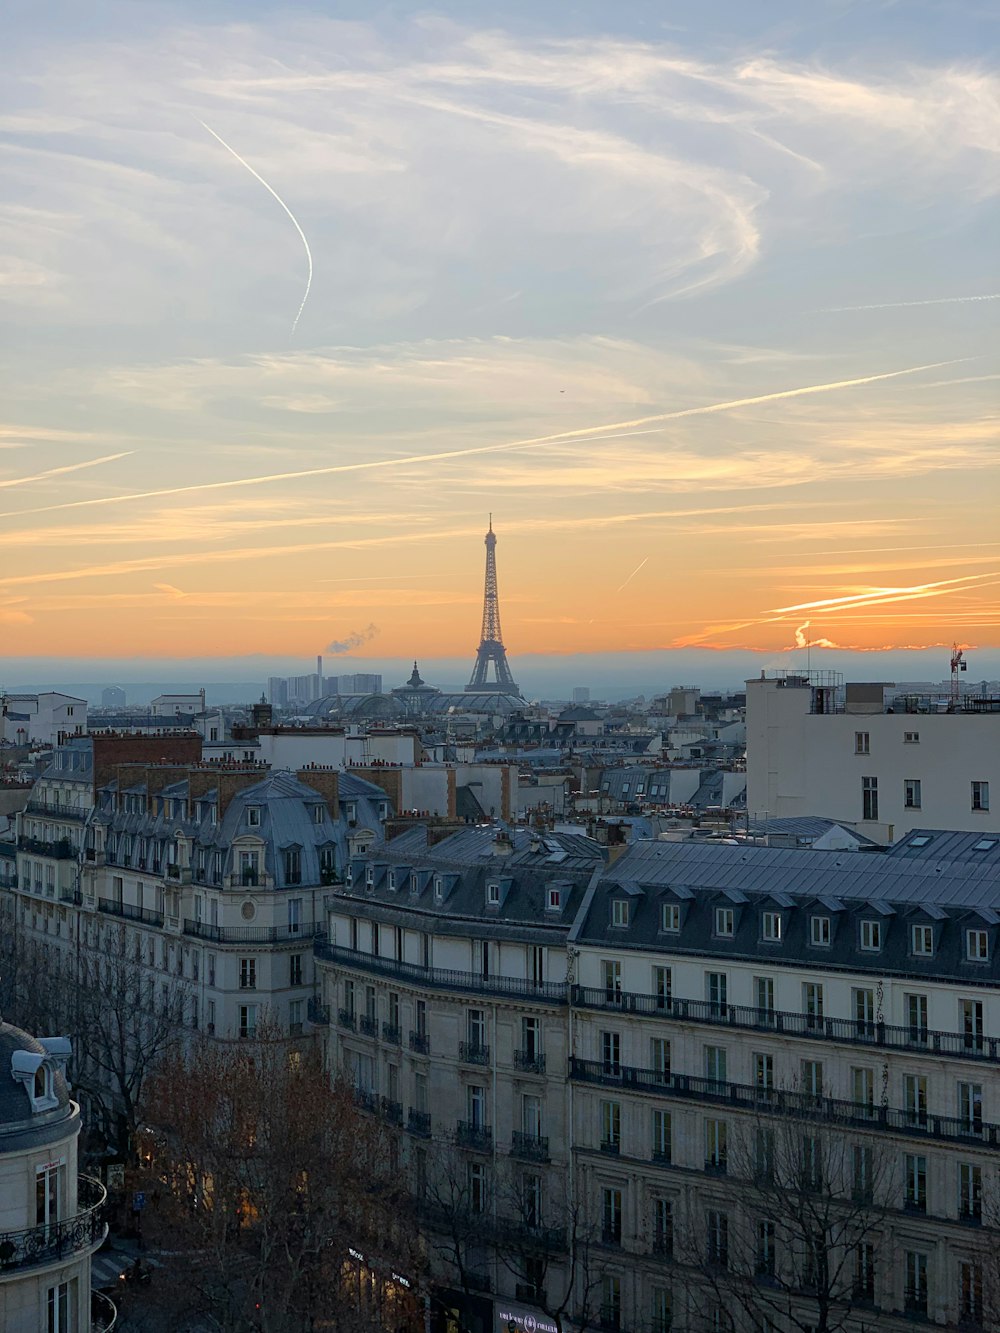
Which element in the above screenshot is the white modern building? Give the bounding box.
[2,694,87,749]
[0,1023,112,1332]
[747,674,1000,843]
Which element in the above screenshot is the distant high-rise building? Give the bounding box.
[287,674,322,706]
[572,686,591,704]
[334,673,382,695]
[101,685,126,708]
[267,677,289,709]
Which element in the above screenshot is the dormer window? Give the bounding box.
[661,903,680,933]
[860,920,881,952]
[547,887,561,912]
[911,924,934,957]
[365,865,375,887]
[388,869,397,892]
[486,881,501,907]
[967,929,989,962]
[312,805,325,825]
[761,912,782,942]
[345,865,354,887]
[247,806,261,827]
[11,1047,62,1113]
[434,876,443,903]
[611,899,629,928]
[810,915,831,947]
[714,907,734,938]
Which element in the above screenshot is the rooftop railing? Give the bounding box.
[569,1058,1000,1147]
[26,799,89,821]
[183,921,321,944]
[0,1174,107,1275]
[314,937,568,1003]
[573,986,1000,1065]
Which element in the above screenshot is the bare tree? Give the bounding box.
[679,1104,896,1333]
[138,1026,420,1333]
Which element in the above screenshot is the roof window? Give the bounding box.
[247,806,261,827]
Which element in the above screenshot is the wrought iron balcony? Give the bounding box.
[510,1131,549,1162]
[409,1030,430,1055]
[570,1057,1000,1146]
[92,1289,118,1332]
[382,1022,401,1044]
[183,920,320,944]
[338,1009,357,1031]
[0,1174,106,1275]
[457,1120,492,1151]
[407,1109,431,1137]
[98,898,164,927]
[314,937,567,1003]
[354,1087,379,1113]
[359,1014,378,1037]
[18,836,76,860]
[573,985,1000,1064]
[459,1041,490,1066]
[307,997,330,1026]
[513,1049,546,1074]
[26,799,88,821]
[382,1098,403,1126]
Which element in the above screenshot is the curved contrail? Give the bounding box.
[196,118,313,335]
[825,293,1000,313]
[0,358,966,521]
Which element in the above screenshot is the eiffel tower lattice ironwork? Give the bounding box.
[466,516,520,695]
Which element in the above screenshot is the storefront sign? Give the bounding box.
[494,1302,559,1333]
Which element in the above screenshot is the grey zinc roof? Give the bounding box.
[885,829,1000,863]
[599,838,1000,909]
[381,823,603,875]
[0,1023,71,1143]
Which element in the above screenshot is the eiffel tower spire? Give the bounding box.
[466,516,520,695]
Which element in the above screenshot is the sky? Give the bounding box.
[2,0,999,688]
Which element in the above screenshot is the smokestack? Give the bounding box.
[317,654,323,684]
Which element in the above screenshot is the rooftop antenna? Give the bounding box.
[950,643,967,706]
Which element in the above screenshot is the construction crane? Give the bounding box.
[950,644,967,707]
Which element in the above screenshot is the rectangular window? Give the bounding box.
[653,1198,673,1257]
[906,993,928,1042]
[660,902,680,933]
[288,999,303,1036]
[467,1008,486,1049]
[704,1045,726,1085]
[852,1067,874,1114]
[904,1074,928,1127]
[961,1261,984,1324]
[904,1153,927,1212]
[414,998,427,1037]
[287,897,302,933]
[601,1030,621,1075]
[706,972,728,1016]
[803,982,824,1028]
[911,924,933,956]
[284,848,301,885]
[958,1081,983,1132]
[239,957,256,989]
[801,1059,823,1099]
[853,1143,873,1201]
[601,1274,621,1330]
[972,781,990,811]
[706,1209,728,1266]
[521,1094,542,1138]
[651,1287,672,1333]
[904,778,922,809]
[611,898,629,928]
[343,978,356,1019]
[239,1004,257,1039]
[959,1161,982,1222]
[801,1133,823,1190]
[905,1251,928,1316]
[761,911,782,941]
[862,776,878,821]
[652,1108,671,1162]
[756,1219,775,1278]
[967,929,989,962]
[904,730,919,743]
[47,1281,73,1333]
[962,999,985,1051]
[602,1187,622,1244]
[602,959,622,1000]
[754,975,774,1017]
[754,1052,774,1090]
[289,953,302,987]
[469,1161,487,1215]
[860,919,881,951]
[529,945,544,985]
[651,1037,671,1080]
[414,1072,428,1114]
[601,1100,621,1151]
[486,880,500,906]
[810,914,831,947]
[467,1084,486,1128]
[521,1016,540,1060]
[705,1118,727,1172]
[854,1243,875,1301]
[755,1127,775,1182]
[653,965,672,1009]
[714,906,734,937]
[855,731,870,755]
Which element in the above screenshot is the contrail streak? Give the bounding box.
[196,118,313,335]
[616,557,649,593]
[0,452,131,491]
[0,359,963,522]
[825,294,1000,313]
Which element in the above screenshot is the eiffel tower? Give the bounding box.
[466,516,521,695]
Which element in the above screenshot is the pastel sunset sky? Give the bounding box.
[2,0,998,674]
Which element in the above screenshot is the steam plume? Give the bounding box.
[327,622,379,653]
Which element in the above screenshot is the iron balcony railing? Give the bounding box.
[382,1098,403,1126]
[513,1050,546,1074]
[382,1022,401,1044]
[407,1109,431,1137]
[307,997,330,1026]
[314,937,568,1003]
[457,1120,493,1151]
[98,898,164,927]
[409,1031,430,1055]
[510,1131,549,1162]
[92,1289,118,1332]
[26,799,88,821]
[459,1042,490,1066]
[183,921,321,944]
[338,1009,357,1031]
[17,836,76,860]
[569,1058,1000,1146]
[359,1015,378,1037]
[0,1174,107,1275]
[573,986,1000,1064]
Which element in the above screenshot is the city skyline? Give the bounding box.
[2,1,999,666]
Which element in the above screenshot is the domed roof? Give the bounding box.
[0,1021,71,1134]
